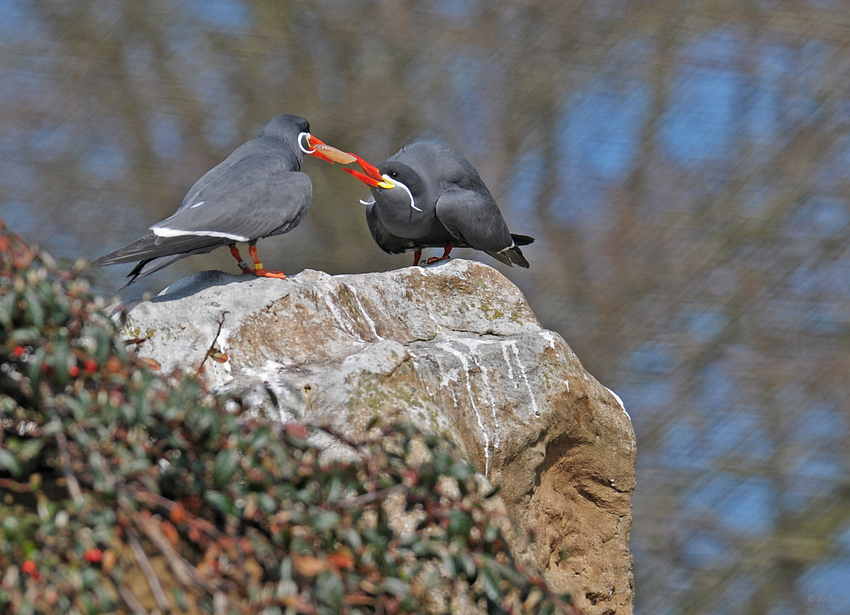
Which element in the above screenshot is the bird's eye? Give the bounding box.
[390,171,398,179]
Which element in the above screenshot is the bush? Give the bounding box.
[0,220,576,615]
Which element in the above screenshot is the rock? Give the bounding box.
[123,259,637,614]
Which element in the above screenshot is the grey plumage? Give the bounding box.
[358,142,533,267]
[95,114,315,288]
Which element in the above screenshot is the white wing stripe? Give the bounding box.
[151,226,249,242]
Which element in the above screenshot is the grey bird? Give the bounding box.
[94,114,354,288]
[343,142,533,267]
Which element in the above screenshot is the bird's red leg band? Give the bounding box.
[249,245,286,279]
[413,250,422,266]
[230,246,254,273]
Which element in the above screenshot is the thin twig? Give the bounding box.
[0,477,33,492]
[133,513,193,585]
[197,311,229,376]
[127,527,171,612]
[55,428,83,506]
[335,484,406,509]
[118,582,150,615]
[132,512,250,615]
[126,485,225,540]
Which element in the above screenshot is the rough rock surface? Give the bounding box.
[123,259,637,614]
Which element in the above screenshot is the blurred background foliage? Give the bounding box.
[1,0,849,612]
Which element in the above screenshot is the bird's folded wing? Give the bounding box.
[435,188,514,252]
[93,233,225,266]
[152,169,312,242]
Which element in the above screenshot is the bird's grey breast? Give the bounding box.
[371,187,434,239]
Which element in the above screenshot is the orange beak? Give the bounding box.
[343,154,394,189]
[305,135,357,165]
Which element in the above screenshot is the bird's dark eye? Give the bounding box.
[390,171,398,179]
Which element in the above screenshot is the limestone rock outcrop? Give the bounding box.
[123,260,636,614]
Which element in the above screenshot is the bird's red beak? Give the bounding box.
[343,154,394,189]
[305,135,357,165]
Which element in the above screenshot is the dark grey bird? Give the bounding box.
[94,114,354,288]
[343,142,533,267]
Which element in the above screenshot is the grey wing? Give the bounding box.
[93,233,225,266]
[365,202,417,254]
[435,188,514,252]
[94,234,228,288]
[152,161,312,242]
[435,188,530,267]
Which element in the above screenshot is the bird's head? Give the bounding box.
[259,115,355,165]
[344,155,423,211]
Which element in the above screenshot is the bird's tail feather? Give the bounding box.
[487,250,513,267]
[505,245,530,268]
[486,244,530,268]
[94,234,225,266]
[117,254,187,290]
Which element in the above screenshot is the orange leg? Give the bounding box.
[412,250,422,266]
[425,243,453,265]
[230,245,254,274]
[248,245,286,279]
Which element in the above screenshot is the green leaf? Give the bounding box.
[94,328,113,365]
[22,288,45,329]
[311,511,341,532]
[42,418,64,437]
[17,439,43,462]
[442,553,457,578]
[258,493,278,514]
[203,490,232,515]
[448,509,473,538]
[316,570,344,609]
[0,291,17,326]
[172,588,188,611]
[460,553,477,581]
[479,566,500,602]
[539,602,556,615]
[127,458,152,473]
[81,567,100,588]
[65,396,89,421]
[0,448,21,476]
[382,577,410,597]
[10,327,40,343]
[249,427,271,451]
[341,527,362,551]
[212,449,239,489]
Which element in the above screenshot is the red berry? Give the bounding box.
[68,365,80,377]
[12,346,25,357]
[84,358,98,373]
[22,560,38,577]
[83,548,103,563]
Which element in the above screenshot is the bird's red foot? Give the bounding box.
[420,243,453,266]
[243,245,286,279]
[254,269,287,279]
